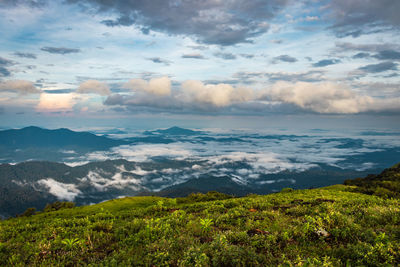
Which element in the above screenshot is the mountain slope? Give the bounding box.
[0,184,398,266]
[0,159,376,217]
[344,162,400,198]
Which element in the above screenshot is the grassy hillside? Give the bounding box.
[0,184,399,266]
[345,162,400,199]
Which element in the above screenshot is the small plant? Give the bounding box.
[61,238,82,250]
[200,218,213,233]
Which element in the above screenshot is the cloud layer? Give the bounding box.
[66,0,289,45]
[103,79,400,114]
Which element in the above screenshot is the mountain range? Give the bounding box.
[0,126,398,217]
[0,126,127,163]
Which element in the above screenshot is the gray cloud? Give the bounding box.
[0,67,11,77]
[233,70,325,84]
[359,62,398,73]
[328,0,400,37]
[214,52,236,60]
[240,54,254,59]
[270,39,283,44]
[182,53,205,59]
[0,0,46,8]
[147,57,171,65]
[312,59,341,67]
[352,52,370,59]
[13,52,37,59]
[101,15,135,27]
[43,89,74,94]
[383,73,399,78]
[373,50,400,61]
[0,57,15,78]
[273,55,298,63]
[41,47,81,54]
[335,42,400,53]
[66,0,289,45]
[0,57,14,66]
[187,45,209,50]
[104,94,125,105]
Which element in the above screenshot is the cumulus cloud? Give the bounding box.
[263,81,371,113]
[40,47,80,54]
[0,80,41,94]
[77,80,111,95]
[181,80,254,107]
[261,81,400,114]
[65,0,289,45]
[123,76,171,96]
[106,78,400,115]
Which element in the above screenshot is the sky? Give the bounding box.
[0,0,399,129]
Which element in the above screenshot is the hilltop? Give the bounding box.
[0,164,399,266]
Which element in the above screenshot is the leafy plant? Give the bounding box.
[61,238,83,250]
[200,218,214,233]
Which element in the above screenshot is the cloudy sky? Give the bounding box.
[0,0,399,128]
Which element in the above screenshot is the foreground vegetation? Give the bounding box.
[0,165,400,266]
[345,163,400,199]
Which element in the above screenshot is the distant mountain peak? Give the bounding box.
[0,126,126,150]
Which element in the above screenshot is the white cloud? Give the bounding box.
[181,80,254,107]
[0,80,41,94]
[37,178,81,201]
[111,144,192,162]
[77,80,111,95]
[36,93,78,112]
[123,76,171,96]
[77,170,141,191]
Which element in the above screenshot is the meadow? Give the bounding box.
[0,182,399,266]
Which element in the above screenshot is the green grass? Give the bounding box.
[0,185,399,266]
